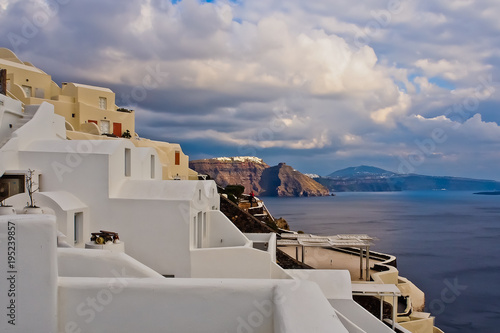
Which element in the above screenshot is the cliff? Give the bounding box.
[190,156,269,193]
[190,157,329,197]
[260,163,330,196]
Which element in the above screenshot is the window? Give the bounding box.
[22,85,32,97]
[150,155,155,179]
[175,151,180,165]
[125,148,131,177]
[74,212,83,245]
[203,212,207,238]
[35,88,44,98]
[192,216,197,247]
[197,211,203,248]
[99,97,107,110]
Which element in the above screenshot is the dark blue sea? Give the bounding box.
[264,191,500,333]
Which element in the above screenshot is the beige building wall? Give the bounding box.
[0,48,134,137]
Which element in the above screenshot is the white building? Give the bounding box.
[0,88,403,332]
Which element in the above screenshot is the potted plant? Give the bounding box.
[22,169,43,214]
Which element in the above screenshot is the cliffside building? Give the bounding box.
[0,48,196,180]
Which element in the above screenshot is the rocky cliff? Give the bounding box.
[189,157,329,197]
[260,163,329,196]
[190,156,269,193]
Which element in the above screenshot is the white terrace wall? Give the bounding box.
[57,278,346,333]
[58,278,276,333]
[0,215,58,333]
[57,248,164,279]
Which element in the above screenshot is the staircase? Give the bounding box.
[0,111,34,149]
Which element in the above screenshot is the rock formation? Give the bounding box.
[189,157,329,197]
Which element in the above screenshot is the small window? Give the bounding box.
[175,151,180,165]
[203,212,207,238]
[74,212,83,245]
[35,88,44,98]
[125,148,131,177]
[99,97,107,110]
[150,155,155,179]
[199,189,202,201]
[22,85,32,97]
[193,216,197,247]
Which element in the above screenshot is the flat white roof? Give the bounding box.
[25,139,126,155]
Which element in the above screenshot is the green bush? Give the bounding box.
[122,129,132,138]
[224,184,245,199]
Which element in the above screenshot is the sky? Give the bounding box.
[1,0,500,179]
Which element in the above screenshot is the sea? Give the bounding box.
[263,191,500,333]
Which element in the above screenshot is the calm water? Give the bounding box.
[264,191,500,333]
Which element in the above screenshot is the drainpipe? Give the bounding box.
[0,69,6,96]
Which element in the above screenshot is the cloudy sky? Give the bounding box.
[1,0,500,179]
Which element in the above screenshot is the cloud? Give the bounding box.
[0,0,499,179]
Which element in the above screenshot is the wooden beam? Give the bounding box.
[0,69,6,96]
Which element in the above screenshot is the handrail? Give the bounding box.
[261,202,276,223]
[6,90,25,107]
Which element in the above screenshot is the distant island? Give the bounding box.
[473,191,500,195]
[314,165,500,192]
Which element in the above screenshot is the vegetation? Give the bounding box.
[122,129,132,138]
[25,169,39,208]
[220,184,245,203]
[117,107,133,113]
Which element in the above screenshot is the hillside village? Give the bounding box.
[0,48,442,333]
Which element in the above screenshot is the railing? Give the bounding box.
[6,90,25,107]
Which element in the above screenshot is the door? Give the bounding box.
[113,122,122,137]
[100,120,110,134]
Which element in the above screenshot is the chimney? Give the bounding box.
[0,69,6,96]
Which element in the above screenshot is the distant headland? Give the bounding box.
[315,165,500,192]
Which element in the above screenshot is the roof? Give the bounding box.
[70,83,114,93]
[25,139,128,155]
[0,58,46,74]
[35,191,87,211]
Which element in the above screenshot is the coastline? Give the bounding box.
[264,192,498,332]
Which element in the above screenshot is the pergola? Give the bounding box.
[277,233,374,281]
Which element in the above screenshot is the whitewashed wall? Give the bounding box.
[0,215,58,333]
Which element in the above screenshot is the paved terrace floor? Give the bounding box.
[279,246,382,281]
